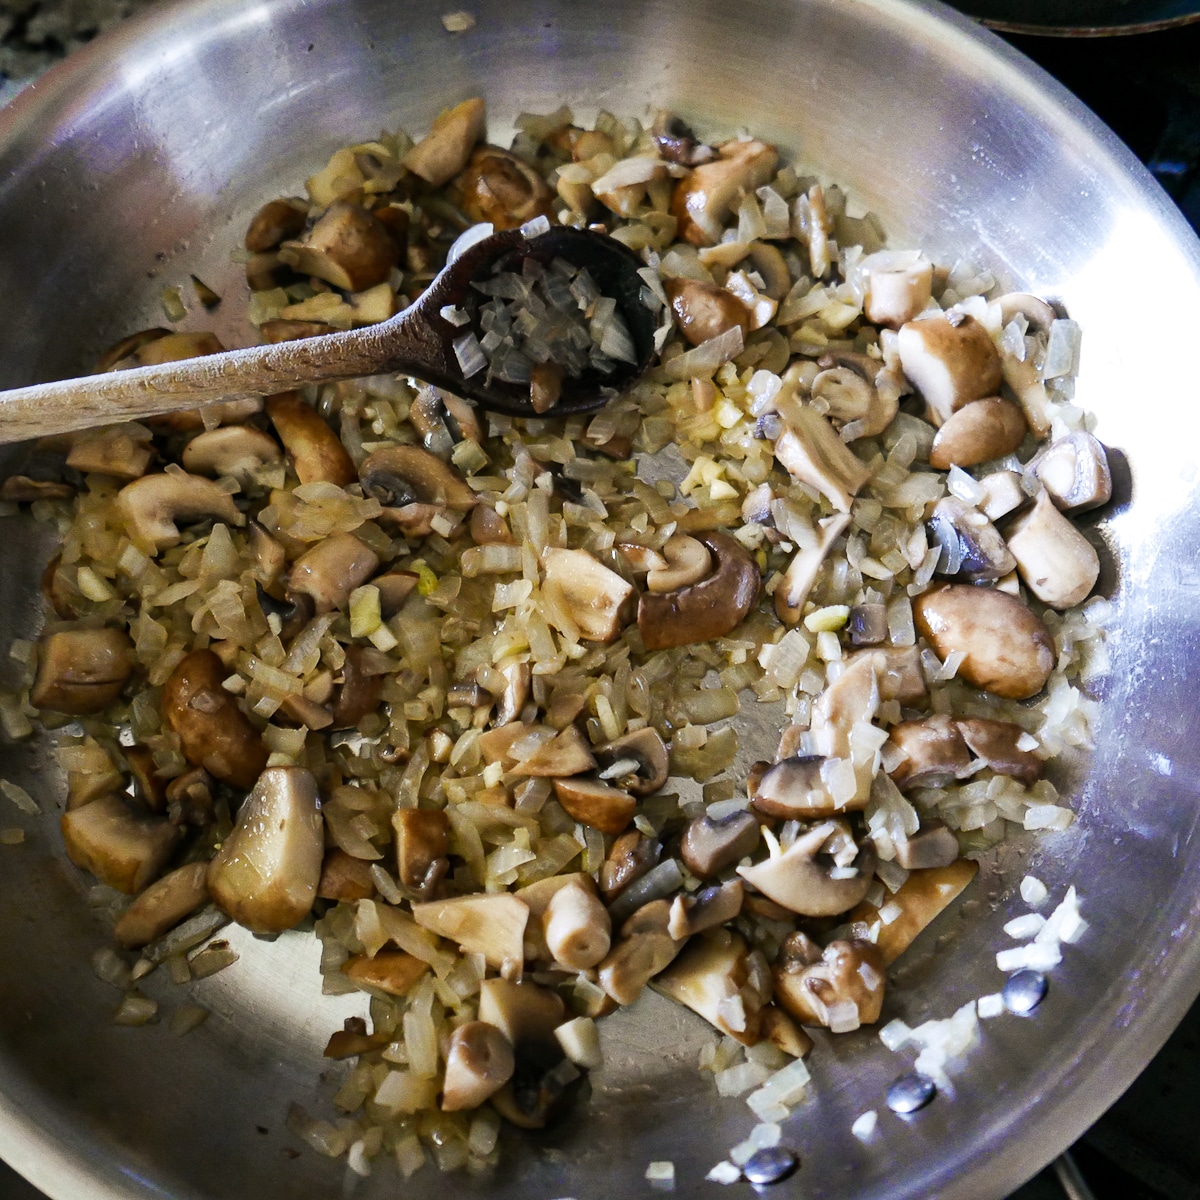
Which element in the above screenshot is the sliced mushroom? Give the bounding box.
[182,426,283,482]
[651,111,715,166]
[266,391,357,487]
[244,197,308,253]
[478,976,566,1048]
[956,717,1041,784]
[113,860,210,948]
[887,715,971,790]
[772,936,886,1031]
[359,444,476,522]
[664,278,751,347]
[318,848,376,902]
[672,139,779,246]
[1031,431,1112,513]
[849,858,978,964]
[403,97,487,187]
[31,628,133,715]
[652,928,770,1043]
[847,602,887,646]
[66,423,154,479]
[861,249,933,329]
[773,402,872,513]
[0,476,74,503]
[165,767,215,827]
[115,472,244,553]
[811,365,896,439]
[667,879,745,939]
[543,878,612,970]
[124,745,167,813]
[893,819,961,870]
[60,794,182,895]
[810,651,880,760]
[451,144,555,229]
[760,1005,814,1059]
[470,504,514,545]
[162,649,268,789]
[597,899,684,1006]
[372,570,420,619]
[95,327,170,372]
[928,496,1016,582]
[342,950,429,998]
[680,810,760,878]
[737,821,876,917]
[410,893,529,970]
[494,662,531,727]
[1005,490,1099,610]
[542,548,634,644]
[913,584,1055,700]
[392,808,450,889]
[775,513,850,625]
[599,832,661,900]
[929,397,1027,470]
[751,756,848,821]
[747,242,792,300]
[638,532,758,651]
[996,293,1055,436]
[644,533,710,594]
[594,727,669,797]
[280,202,399,292]
[725,269,778,330]
[287,533,380,613]
[518,725,596,777]
[978,469,1026,521]
[207,767,324,934]
[552,777,636,836]
[998,292,1057,334]
[133,331,224,367]
[896,314,1003,426]
[442,1021,516,1112]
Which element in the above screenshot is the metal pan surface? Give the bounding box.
[1,0,1200,1197]
[951,0,1200,38]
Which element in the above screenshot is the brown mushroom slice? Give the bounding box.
[115,472,245,553]
[896,314,1003,426]
[342,950,429,997]
[287,533,380,614]
[775,513,851,625]
[773,937,886,1031]
[95,327,170,372]
[244,197,308,252]
[318,848,376,901]
[737,821,876,917]
[638,532,759,651]
[0,476,74,502]
[392,808,450,889]
[403,97,487,187]
[552,777,636,836]
[597,899,685,1006]
[518,725,596,778]
[372,570,419,619]
[645,533,712,594]
[773,402,872,513]
[470,504,514,545]
[542,548,634,644]
[893,820,961,871]
[543,878,612,970]
[929,397,1027,470]
[124,745,168,812]
[359,444,476,513]
[849,858,978,964]
[913,584,1055,700]
[680,811,760,878]
[494,662,532,727]
[134,331,225,367]
[751,756,849,820]
[61,794,182,896]
[1032,431,1111,513]
[265,391,357,487]
[760,1005,814,1059]
[451,145,555,230]
[887,715,972,790]
[1005,490,1099,610]
[162,649,268,789]
[810,651,881,760]
[599,832,661,900]
[861,249,933,329]
[652,928,769,1044]
[442,1021,516,1112]
[331,644,386,727]
[31,628,133,715]
[671,139,779,246]
[207,766,324,935]
[259,318,331,343]
[410,894,529,970]
[66,423,155,479]
[280,201,398,292]
[181,426,284,482]
[928,496,1016,582]
[113,861,210,948]
[594,727,669,797]
[667,879,745,940]
[165,768,215,827]
[956,717,1041,784]
[478,977,566,1048]
[651,111,714,166]
[811,366,896,439]
[859,644,928,706]
[664,278,751,347]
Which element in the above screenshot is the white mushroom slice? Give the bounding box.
[402,97,486,187]
[477,977,565,1047]
[997,292,1057,334]
[280,202,398,293]
[666,879,744,940]
[181,426,283,481]
[61,794,182,895]
[1005,490,1100,609]
[811,366,895,440]
[66,423,154,479]
[206,766,324,934]
[671,139,779,246]
[724,269,777,330]
[441,1021,515,1112]
[591,156,670,217]
[651,929,770,1043]
[1032,432,1112,512]
[928,496,1016,581]
[646,533,712,593]
[978,469,1026,521]
[541,548,634,643]
[543,878,611,970]
[861,249,934,329]
[411,893,529,971]
[772,936,886,1031]
[737,821,876,917]
[287,533,380,614]
[929,396,1027,470]
[115,471,245,552]
[774,513,850,625]
[597,899,684,1006]
[114,861,210,948]
[810,651,881,759]
[616,542,668,575]
[773,402,872,513]
[893,820,961,871]
[887,714,971,790]
[896,314,1003,426]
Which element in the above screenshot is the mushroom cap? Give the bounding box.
[886,714,972,790]
[896,314,1003,426]
[113,861,210,948]
[671,139,779,246]
[359,444,476,510]
[773,937,886,1029]
[31,627,133,715]
[1032,431,1112,513]
[280,201,398,292]
[451,144,556,230]
[551,776,637,836]
[594,727,669,796]
[441,1021,516,1112]
[115,471,245,552]
[181,426,283,481]
[1004,490,1100,610]
[404,97,487,187]
[680,810,761,878]
[664,277,751,347]
[61,794,182,896]
[286,532,380,614]
[929,396,1027,470]
[266,391,357,487]
[751,756,842,820]
[928,496,1016,582]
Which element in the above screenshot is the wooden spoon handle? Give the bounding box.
[0,316,426,445]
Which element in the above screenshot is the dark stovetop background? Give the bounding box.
[2,8,1200,1200]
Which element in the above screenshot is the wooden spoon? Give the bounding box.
[0,226,658,445]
